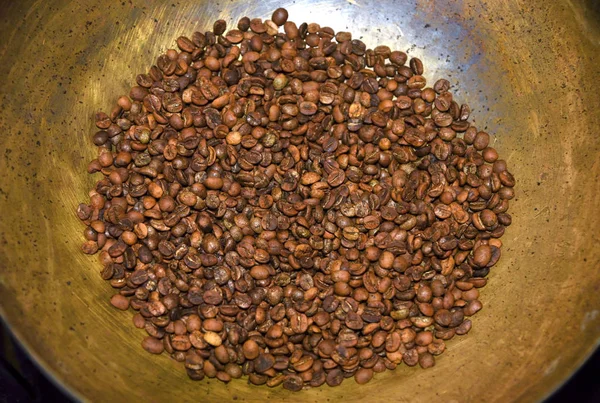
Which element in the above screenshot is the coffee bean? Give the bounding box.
[271,8,288,26]
[293,355,314,372]
[254,353,275,373]
[403,349,419,367]
[213,20,227,36]
[237,17,250,31]
[464,300,483,316]
[473,245,492,267]
[327,169,345,187]
[110,294,129,310]
[410,57,424,75]
[415,331,433,346]
[411,316,434,328]
[283,374,303,391]
[204,331,222,347]
[433,309,452,327]
[290,312,309,333]
[203,318,223,332]
[326,369,344,386]
[204,177,223,190]
[433,79,450,94]
[354,367,373,384]
[345,312,364,330]
[82,241,99,255]
[142,336,164,354]
[216,371,231,383]
[419,352,435,369]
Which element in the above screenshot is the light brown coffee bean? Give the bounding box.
[110,294,129,310]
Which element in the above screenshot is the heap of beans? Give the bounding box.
[77,8,515,390]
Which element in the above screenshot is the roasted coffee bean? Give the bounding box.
[352,367,373,384]
[464,300,483,316]
[213,20,227,36]
[204,331,222,347]
[142,336,164,354]
[419,352,435,369]
[110,294,129,310]
[255,353,275,373]
[80,7,515,391]
[326,369,344,386]
[403,349,419,367]
[473,245,492,267]
[283,374,304,391]
[271,8,289,26]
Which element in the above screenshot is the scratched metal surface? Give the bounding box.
[0,0,599,401]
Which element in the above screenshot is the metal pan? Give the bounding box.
[0,0,599,401]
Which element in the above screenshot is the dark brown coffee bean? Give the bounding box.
[282,374,303,391]
[271,8,289,26]
[410,57,424,75]
[237,17,250,31]
[213,20,227,36]
[254,353,275,373]
[433,79,450,94]
[176,36,195,53]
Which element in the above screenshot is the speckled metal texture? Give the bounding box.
[0,0,599,401]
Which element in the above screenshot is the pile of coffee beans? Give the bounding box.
[77,8,515,390]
